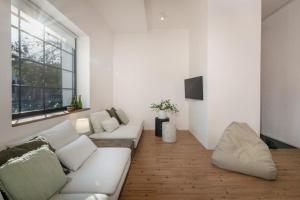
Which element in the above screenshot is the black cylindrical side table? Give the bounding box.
[155,117,169,137]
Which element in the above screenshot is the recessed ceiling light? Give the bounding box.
[160,12,166,22]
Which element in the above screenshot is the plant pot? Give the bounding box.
[67,106,75,112]
[158,110,167,119]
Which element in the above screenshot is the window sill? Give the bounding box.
[12,108,90,127]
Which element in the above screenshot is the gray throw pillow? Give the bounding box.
[115,109,130,125]
[106,108,122,124]
[0,136,55,166]
[0,147,67,200]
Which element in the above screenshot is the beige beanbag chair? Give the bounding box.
[212,122,277,180]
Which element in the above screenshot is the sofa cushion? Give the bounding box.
[0,147,67,200]
[90,111,111,133]
[211,122,277,180]
[38,120,79,150]
[101,117,120,132]
[61,148,131,195]
[50,194,108,200]
[89,120,143,148]
[115,109,129,125]
[56,135,97,171]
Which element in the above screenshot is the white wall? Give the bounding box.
[206,0,261,149]
[113,29,189,130]
[187,0,261,149]
[188,0,208,147]
[0,0,262,150]
[261,0,300,148]
[77,36,90,108]
[0,0,113,147]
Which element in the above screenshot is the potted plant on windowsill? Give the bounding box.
[150,99,179,119]
[67,95,83,112]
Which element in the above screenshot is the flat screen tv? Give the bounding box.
[185,76,203,100]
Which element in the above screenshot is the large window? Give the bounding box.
[11,1,77,119]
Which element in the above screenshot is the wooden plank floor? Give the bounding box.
[119,130,300,200]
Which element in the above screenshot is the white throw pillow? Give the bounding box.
[38,120,79,150]
[90,111,111,133]
[56,135,97,171]
[101,117,120,132]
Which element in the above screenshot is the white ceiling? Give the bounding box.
[88,0,148,33]
[87,0,194,33]
[262,0,292,20]
[87,0,294,33]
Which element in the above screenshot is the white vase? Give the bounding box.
[158,110,167,119]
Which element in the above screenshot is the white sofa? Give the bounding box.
[89,111,144,148]
[59,148,131,200]
[0,192,103,200]
[3,120,131,200]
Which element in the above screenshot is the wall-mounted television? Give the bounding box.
[184,76,203,100]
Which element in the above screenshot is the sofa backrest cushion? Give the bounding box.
[56,135,97,171]
[90,111,111,133]
[38,120,79,150]
[101,117,120,133]
[0,147,67,200]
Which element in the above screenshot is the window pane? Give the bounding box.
[62,51,73,71]
[11,27,19,57]
[20,11,44,39]
[62,43,73,54]
[45,28,61,47]
[62,70,72,89]
[11,13,18,27]
[21,32,43,63]
[61,33,75,53]
[45,66,62,88]
[21,61,44,87]
[62,89,72,106]
[11,5,18,15]
[20,87,43,112]
[12,86,19,114]
[12,57,19,86]
[45,88,62,109]
[11,1,77,118]
[45,44,61,67]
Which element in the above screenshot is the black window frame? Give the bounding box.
[11,7,77,120]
